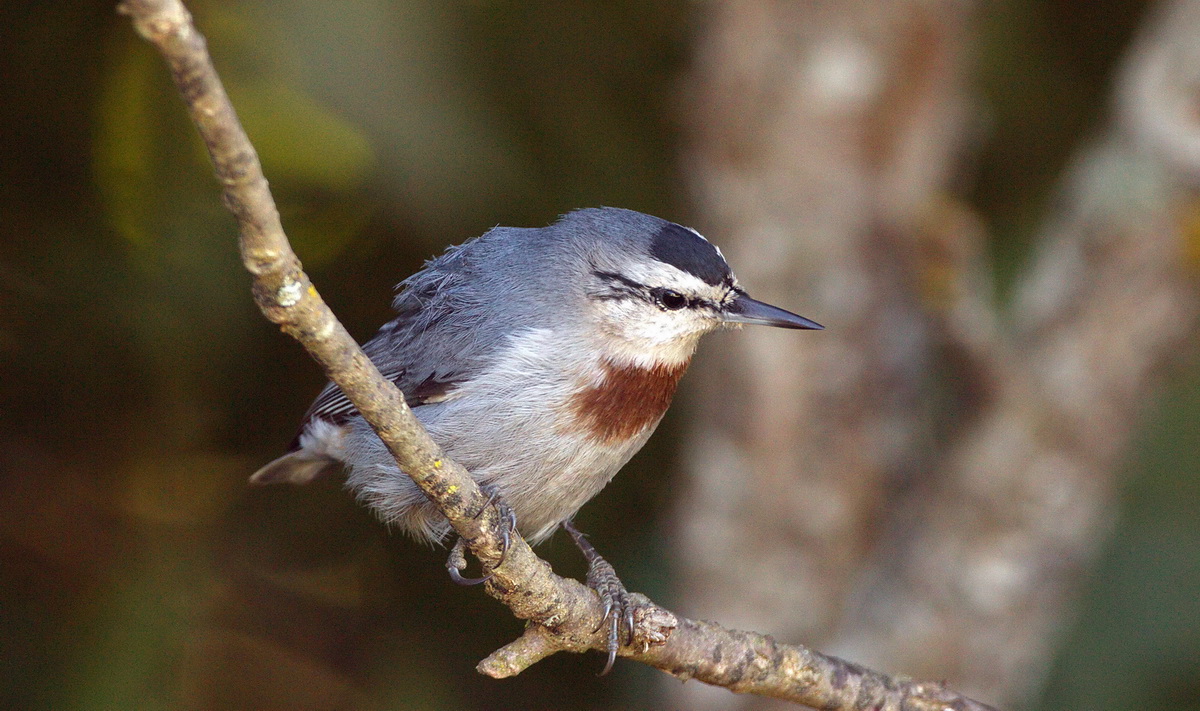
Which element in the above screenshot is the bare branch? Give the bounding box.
[117,0,998,707]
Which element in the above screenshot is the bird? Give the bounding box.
[251,207,821,671]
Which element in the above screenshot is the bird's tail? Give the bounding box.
[249,451,339,485]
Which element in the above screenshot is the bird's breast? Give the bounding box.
[560,358,690,444]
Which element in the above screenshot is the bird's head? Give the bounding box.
[560,208,822,368]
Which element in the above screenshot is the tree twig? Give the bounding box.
[117,0,999,708]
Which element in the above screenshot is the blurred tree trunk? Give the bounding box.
[669,1,1200,709]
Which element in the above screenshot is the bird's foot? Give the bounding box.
[446,536,491,585]
[445,484,517,586]
[563,520,668,675]
[476,483,518,556]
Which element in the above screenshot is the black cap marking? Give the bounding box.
[648,223,731,286]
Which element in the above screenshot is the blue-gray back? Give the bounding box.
[299,208,673,431]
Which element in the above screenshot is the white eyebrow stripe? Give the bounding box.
[621,259,715,295]
[685,225,727,261]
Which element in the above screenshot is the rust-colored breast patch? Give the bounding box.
[565,359,690,444]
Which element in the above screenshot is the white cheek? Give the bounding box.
[625,308,698,344]
[593,301,714,366]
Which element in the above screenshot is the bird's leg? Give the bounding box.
[444,484,517,586]
[563,519,640,675]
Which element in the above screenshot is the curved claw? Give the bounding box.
[598,611,620,676]
[476,484,518,563]
[593,600,613,634]
[499,521,511,557]
[624,605,636,646]
[445,536,492,586]
[447,566,493,586]
[502,508,517,549]
[474,489,498,519]
[442,489,517,586]
[595,599,633,675]
[599,643,618,677]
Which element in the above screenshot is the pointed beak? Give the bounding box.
[721,293,824,330]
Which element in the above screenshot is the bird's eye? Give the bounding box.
[655,289,687,311]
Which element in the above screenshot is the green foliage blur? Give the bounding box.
[0,1,1195,710]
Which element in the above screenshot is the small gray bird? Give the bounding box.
[253,207,820,670]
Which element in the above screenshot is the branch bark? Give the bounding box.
[117,0,998,708]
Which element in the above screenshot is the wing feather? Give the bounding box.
[288,234,509,451]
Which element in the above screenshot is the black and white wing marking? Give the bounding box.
[300,369,398,427]
[288,368,465,451]
[298,367,462,427]
[289,234,499,450]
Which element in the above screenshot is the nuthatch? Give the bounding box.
[253,207,821,672]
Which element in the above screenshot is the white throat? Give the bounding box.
[594,324,703,370]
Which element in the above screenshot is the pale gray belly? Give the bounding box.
[339,326,667,544]
[340,385,660,545]
[423,399,659,543]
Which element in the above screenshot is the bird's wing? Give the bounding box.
[289,356,474,452]
[299,365,463,428]
[290,241,504,450]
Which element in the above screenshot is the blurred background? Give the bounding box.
[2,1,1199,710]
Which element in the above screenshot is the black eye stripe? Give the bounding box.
[593,269,716,311]
[592,269,642,291]
[591,269,644,301]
